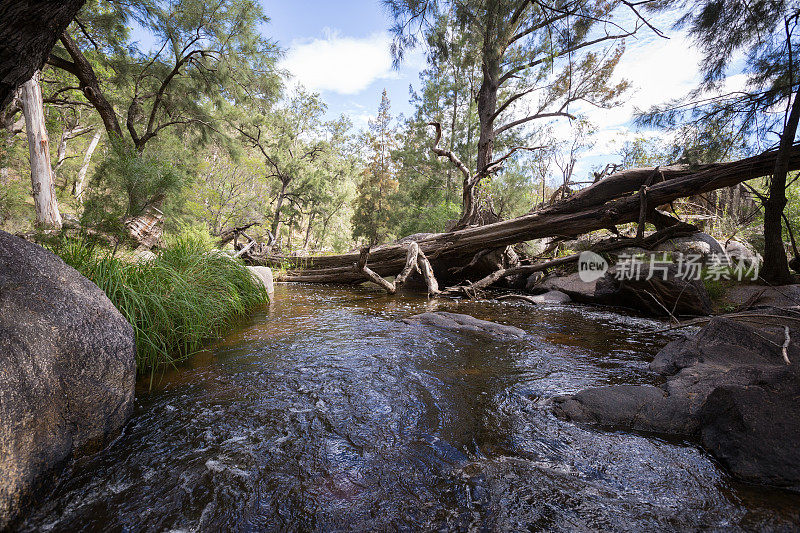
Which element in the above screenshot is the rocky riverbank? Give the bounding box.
[553,310,800,489]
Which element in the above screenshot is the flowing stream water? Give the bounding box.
[20,284,800,531]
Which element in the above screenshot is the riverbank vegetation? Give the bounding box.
[1,0,799,289]
[48,235,268,376]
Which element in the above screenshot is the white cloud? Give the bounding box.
[281,30,397,95]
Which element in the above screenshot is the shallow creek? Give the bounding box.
[21,284,800,531]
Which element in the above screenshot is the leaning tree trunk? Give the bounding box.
[762,86,800,284]
[20,70,61,229]
[73,128,101,203]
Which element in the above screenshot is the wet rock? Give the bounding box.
[554,316,800,488]
[699,374,800,487]
[529,290,572,304]
[403,311,526,339]
[0,231,136,528]
[553,385,695,435]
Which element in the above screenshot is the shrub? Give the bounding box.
[51,236,268,379]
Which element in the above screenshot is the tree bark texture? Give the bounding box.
[20,70,62,229]
[0,0,86,110]
[73,129,102,203]
[762,86,800,284]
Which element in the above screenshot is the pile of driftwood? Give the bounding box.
[238,147,800,295]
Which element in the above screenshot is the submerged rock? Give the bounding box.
[528,290,572,304]
[554,315,800,488]
[403,311,526,339]
[0,231,136,528]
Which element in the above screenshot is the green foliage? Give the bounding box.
[81,142,186,238]
[51,235,268,377]
[352,90,399,244]
[640,0,798,144]
[703,278,726,303]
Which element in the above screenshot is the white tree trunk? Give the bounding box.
[73,129,101,203]
[20,70,62,229]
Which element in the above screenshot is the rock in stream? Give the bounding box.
[0,231,136,528]
[554,313,800,488]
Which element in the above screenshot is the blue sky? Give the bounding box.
[132,2,748,179]
[261,0,422,125]
[264,3,733,177]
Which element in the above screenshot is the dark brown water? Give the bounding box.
[20,284,800,531]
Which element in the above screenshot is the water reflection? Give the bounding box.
[20,283,800,531]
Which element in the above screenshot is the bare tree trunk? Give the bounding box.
[270,179,289,241]
[54,124,91,187]
[303,210,315,250]
[19,70,61,229]
[762,85,800,284]
[73,128,101,203]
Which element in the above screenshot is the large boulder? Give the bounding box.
[0,231,136,528]
[554,315,800,488]
[247,266,274,297]
[654,231,727,260]
[723,284,800,309]
[537,272,598,302]
[725,239,761,266]
[595,264,713,317]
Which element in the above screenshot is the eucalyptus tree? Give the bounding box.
[641,0,800,283]
[18,71,62,229]
[386,0,653,227]
[293,116,359,251]
[41,0,280,235]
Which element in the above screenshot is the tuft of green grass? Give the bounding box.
[51,236,268,378]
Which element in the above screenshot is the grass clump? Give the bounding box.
[51,236,268,376]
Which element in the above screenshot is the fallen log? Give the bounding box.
[355,242,440,296]
[216,222,260,247]
[445,223,698,295]
[259,146,800,286]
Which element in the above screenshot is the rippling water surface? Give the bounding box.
[21,284,800,531]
